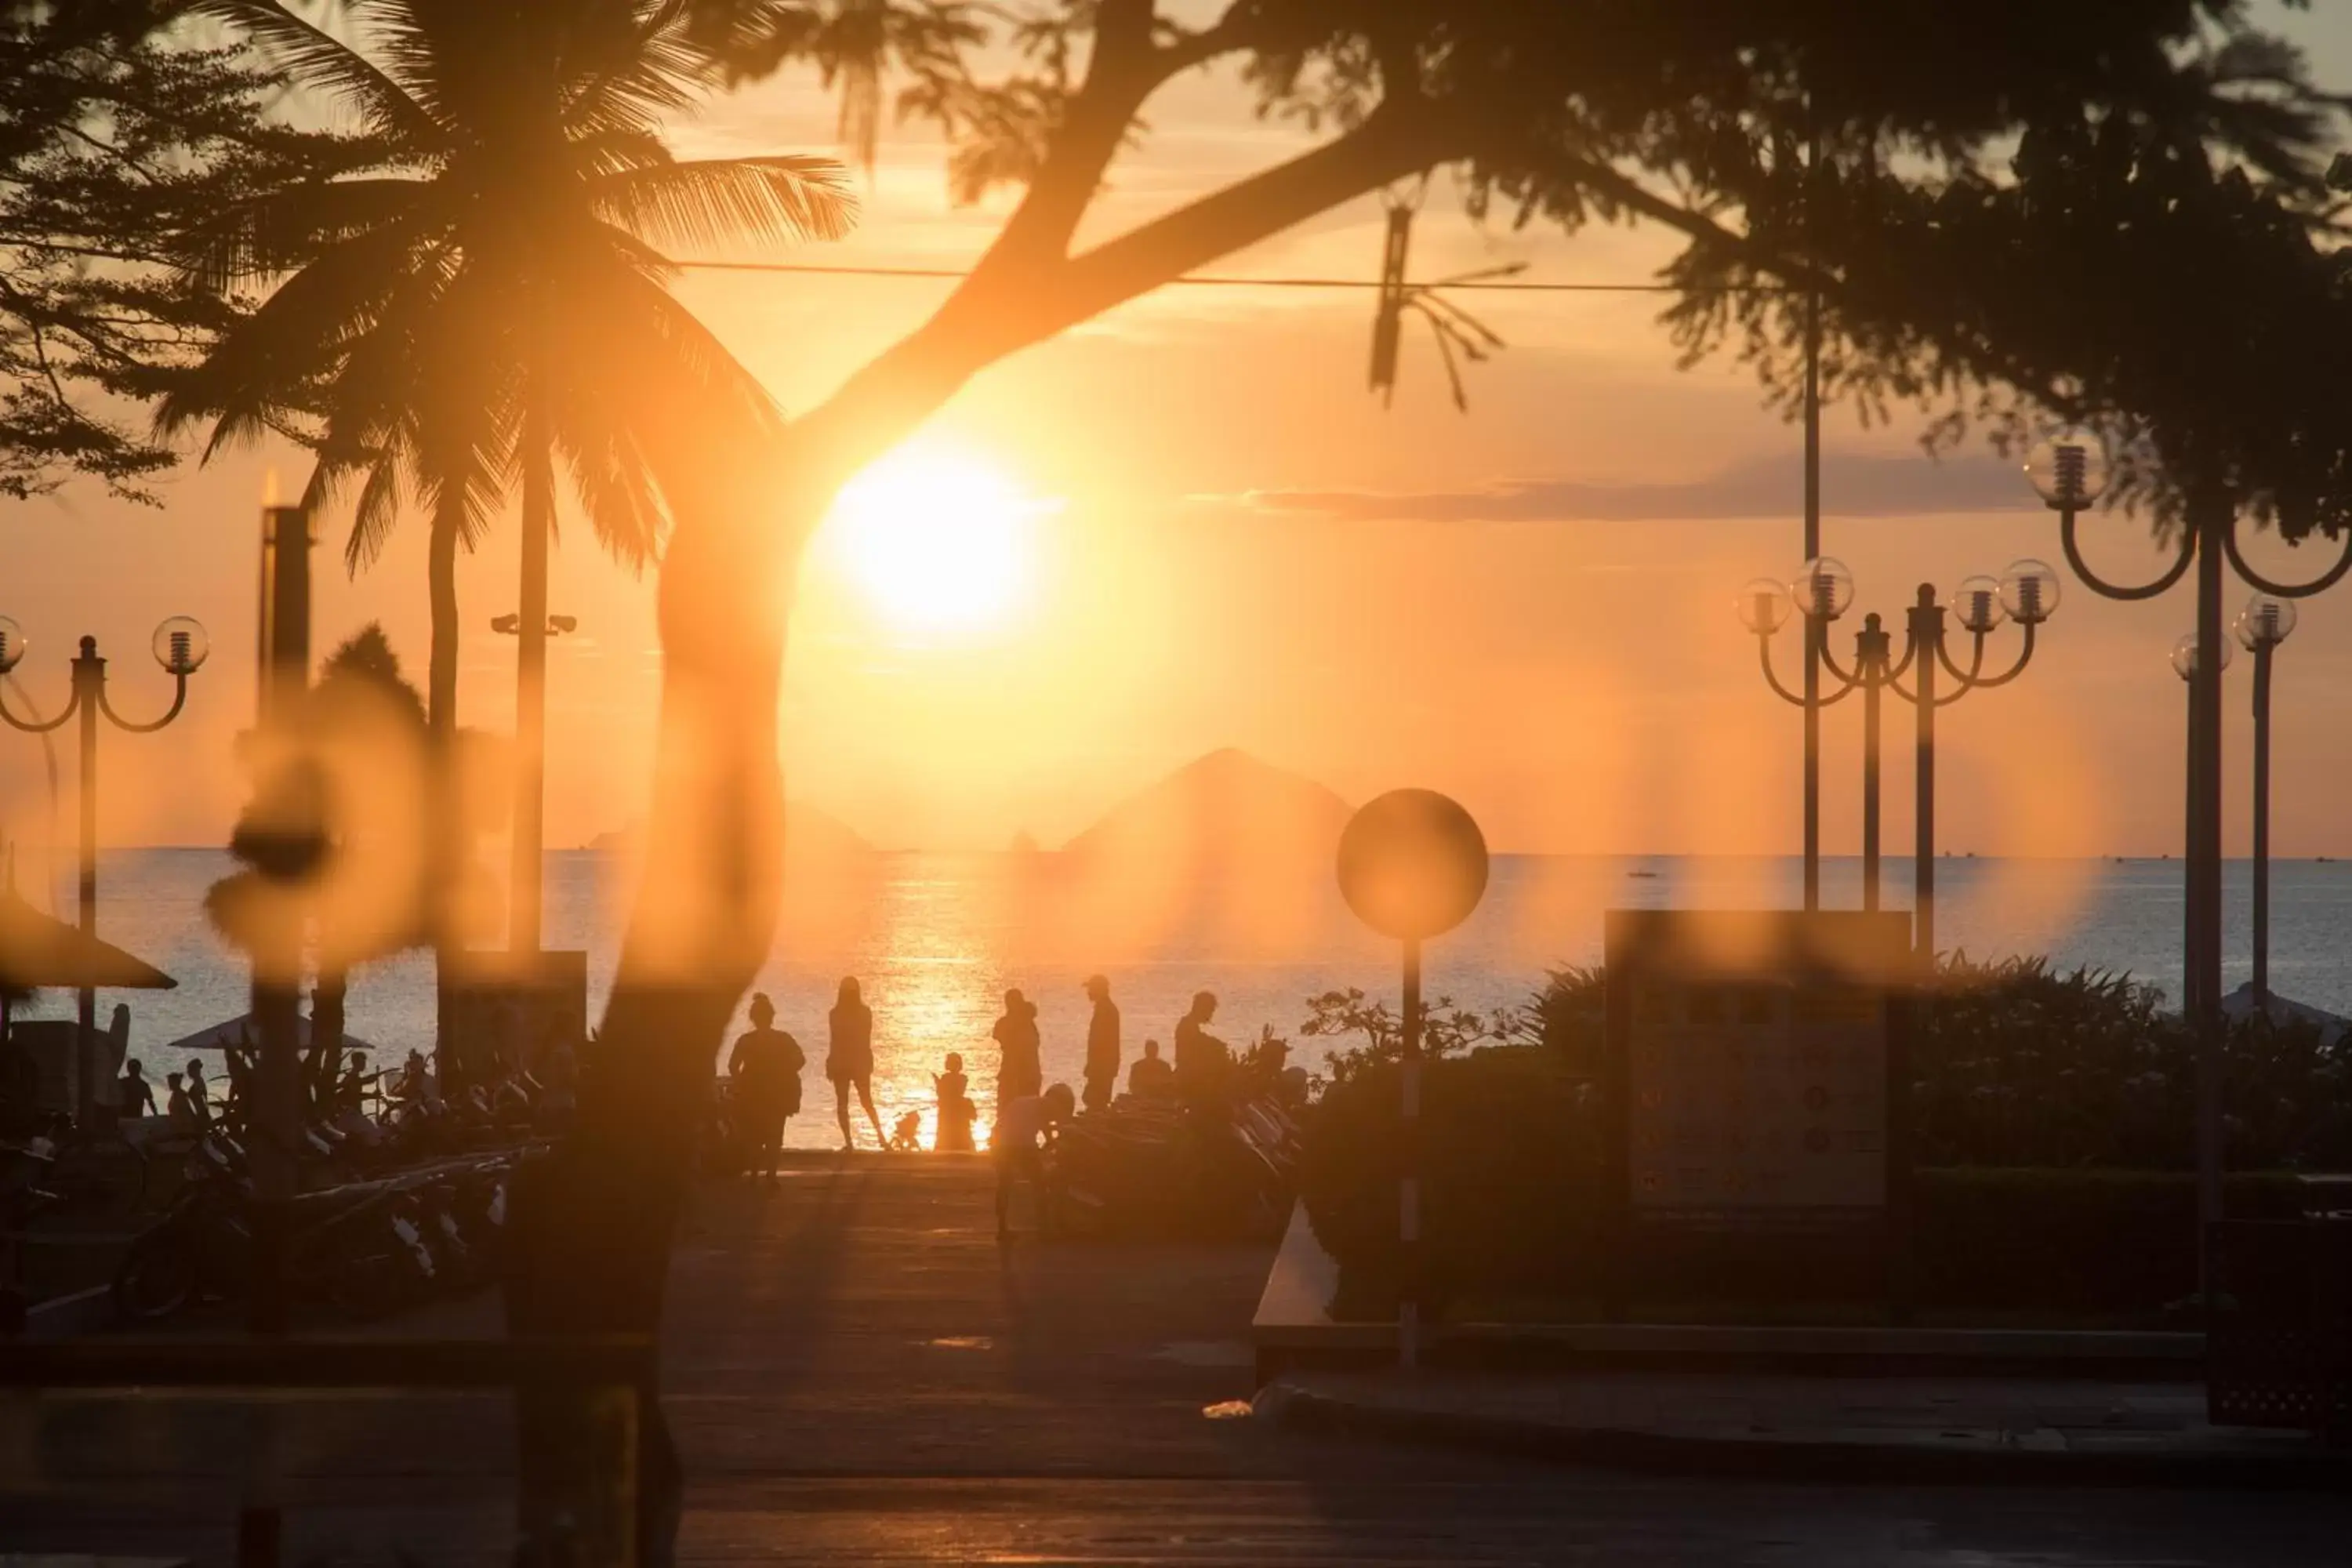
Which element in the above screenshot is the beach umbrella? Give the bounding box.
[0,886,178,995]
[161,1014,376,1058]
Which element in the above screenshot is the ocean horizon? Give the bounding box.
[16,848,2350,1150]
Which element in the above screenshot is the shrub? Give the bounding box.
[1295,987,1515,1095]
[1297,1046,1596,1313]
[1504,964,1605,1076]
[1510,953,2352,1171]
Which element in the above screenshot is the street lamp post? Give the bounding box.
[2169,626,2233,1271]
[2027,432,2352,1011]
[0,616,209,1118]
[491,611,578,956]
[2027,430,2350,1271]
[1746,561,2054,955]
[2234,594,2299,1004]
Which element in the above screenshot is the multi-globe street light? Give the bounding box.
[2025,431,2351,1019]
[1744,557,2056,962]
[0,616,209,1118]
[2027,430,2350,1261]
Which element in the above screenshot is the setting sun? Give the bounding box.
[821,441,1047,637]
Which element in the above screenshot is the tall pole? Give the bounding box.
[510,441,552,958]
[1910,587,1940,967]
[2251,639,2272,1002]
[2182,674,2197,1013]
[1858,615,1886,913]
[1398,935,1422,1371]
[250,505,310,1338]
[1802,291,1823,912]
[73,641,101,1121]
[2190,498,2226,1254]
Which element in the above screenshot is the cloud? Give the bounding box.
[1216,451,2037,524]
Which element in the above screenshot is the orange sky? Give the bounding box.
[5,6,2351,862]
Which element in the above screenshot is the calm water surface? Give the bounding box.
[22,849,2352,1149]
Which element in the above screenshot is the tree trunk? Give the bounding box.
[491,112,1435,1551]
[506,438,813,1563]
[511,413,553,956]
[426,500,463,1091]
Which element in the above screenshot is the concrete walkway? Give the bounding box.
[13,1156,2352,1566]
[1265,1367,2351,1486]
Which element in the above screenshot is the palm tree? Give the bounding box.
[158,0,855,1008]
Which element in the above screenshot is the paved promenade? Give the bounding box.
[8,1155,2352,1565]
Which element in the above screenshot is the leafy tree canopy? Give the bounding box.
[160,0,857,578]
[0,0,342,500]
[676,2,2347,528]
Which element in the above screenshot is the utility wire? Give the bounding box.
[672,257,1700,292]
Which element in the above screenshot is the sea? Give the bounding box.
[18,849,2352,1150]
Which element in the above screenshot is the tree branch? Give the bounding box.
[1559,151,2063,411]
[978,0,1185,269]
[788,104,1457,495]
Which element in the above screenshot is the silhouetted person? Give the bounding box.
[993,988,1042,1103]
[396,1047,433,1105]
[183,1059,213,1130]
[728,993,804,1179]
[338,1051,372,1116]
[935,1052,975,1152]
[1173,991,1230,1108]
[993,1081,1073,1240]
[1081,974,1120,1112]
[117,1058,157,1119]
[1127,1037,1174,1100]
[165,1072,198,1135]
[827,976,884,1151]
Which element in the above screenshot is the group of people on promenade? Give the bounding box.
[723,975,1236,1228]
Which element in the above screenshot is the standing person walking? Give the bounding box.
[827,977,884,1151]
[728,993,802,1180]
[1080,975,1121,1113]
[1172,991,1231,1111]
[992,988,1042,1105]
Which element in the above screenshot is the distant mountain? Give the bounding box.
[1060,748,1352,878]
[586,799,877,863]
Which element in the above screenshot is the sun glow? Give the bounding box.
[822,441,1047,637]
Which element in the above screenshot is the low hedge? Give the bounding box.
[1300,1045,2315,1320]
[1296,1046,1599,1308]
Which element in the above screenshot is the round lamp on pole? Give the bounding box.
[2024,429,2112,514]
[1790,556,1856,623]
[2170,632,2234,681]
[1950,577,2005,635]
[1337,789,1490,1374]
[2000,559,2063,626]
[2235,593,2297,652]
[1737,578,1793,636]
[153,616,211,677]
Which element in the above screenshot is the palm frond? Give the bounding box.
[588,155,856,253]
[551,384,666,572]
[559,2,712,139]
[346,0,463,129]
[180,176,438,292]
[344,449,408,573]
[187,1,448,148]
[157,213,441,453]
[568,126,676,180]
